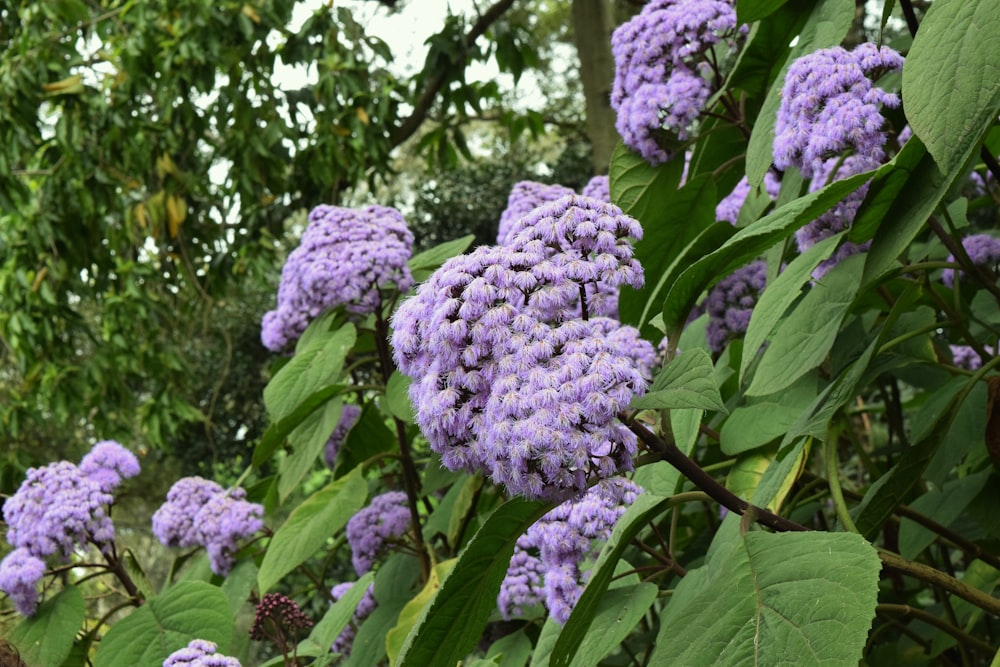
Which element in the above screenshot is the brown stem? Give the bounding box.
[878,550,1000,617]
[374,308,431,581]
[624,418,809,533]
[877,604,996,656]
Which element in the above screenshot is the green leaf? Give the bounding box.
[529,618,563,667]
[569,583,658,667]
[9,587,84,667]
[408,234,475,282]
[253,384,343,467]
[898,469,991,559]
[902,0,1000,175]
[721,374,819,455]
[661,168,873,331]
[745,0,855,184]
[617,174,719,336]
[259,467,368,593]
[278,398,342,502]
[608,142,686,222]
[630,348,727,413]
[345,554,421,667]
[650,531,880,666]
[740,232,844,381]
[263,323,356,422]
[486,629,533,667]
[396,498,549,667]
[385,371,414,423]
[93,582,233,667]
[220,560,258,614]
[334,402,399,478]
[633,460,683,497]
[299,572,375,658]
[386,559,457,665]
[737,0,793,23]
[551,494,675,667]
[746,253,864,396]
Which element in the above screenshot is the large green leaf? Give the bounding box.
[740,232,843,382]
[9,587,84,667]
[650,531,880,666]
[631,348,727,413]
[661,168,872,331]
[385,371,414,423]
[550,494,675,667]
[898,469,991,559]
[258,467,368,593]
[93,582,233,667]
[334,402,399,478]
[608,142,686,223]
[262,323,356,422]
[408,234,475,282]
[745,0,855,184]
[278,398,342,502]
[736,0,794,23]
[298,572,375,661]
[569,583,658,667]
[746,254,864,396]
[902,0,1000,175]
[617,174,718,336]
[396,497,549,667]
[721,374,819,455]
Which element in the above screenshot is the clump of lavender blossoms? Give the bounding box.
[611,0,743,165]
[152,477,264,576]
[345,491,411,575]
[330,582,378,657]
[705,260,767,354]
[498,477,641,623]
[941,233,1000,288]
[261,204,415,352]
[0,440,139,616]
[324,404,362,468]
[393,195,654,501]
[497,181,575,245]
[162,640,241,667]
[773,43,904,274]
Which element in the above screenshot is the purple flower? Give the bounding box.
[152,477,225,549]
[774,43,903,178]
[330,582,377,656]
[0,548,46,616]
[705,260,767,353]
[498,181,575,245]
[79,440,140,493]
[498,477,641,622]
[325,404,362,469]
[262,205,414,352]
[942,234,1000,288]
[580,176,610,202]
[611,0,743,165]
[346,492,411,575]
[152,478,263,575]
[3,461,115,560]
[949,344,995,371]
[716,171,782,225]
[162,640,241,667]
[392,197,653,499]
[194,489,264,576]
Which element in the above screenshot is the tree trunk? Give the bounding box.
[571,0,619,174]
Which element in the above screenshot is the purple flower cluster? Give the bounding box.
[0,441,139,615]
[152,477,263,575]
[949,344,995,371]
[774,43,903,178]
[611,0,742,165]
[498,477,641,623]
[705,260,767,353]
[324,404,362,469]
[497,181,575,245]
[345,492,411,575]
[262,205,415,352]
[715,171,782,225]
[580,175,610,202]
[0,549,46,616]
[330,582,377,656]
[162,640,241,667]
[393,196,654,501]
[941,234,1000,288]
